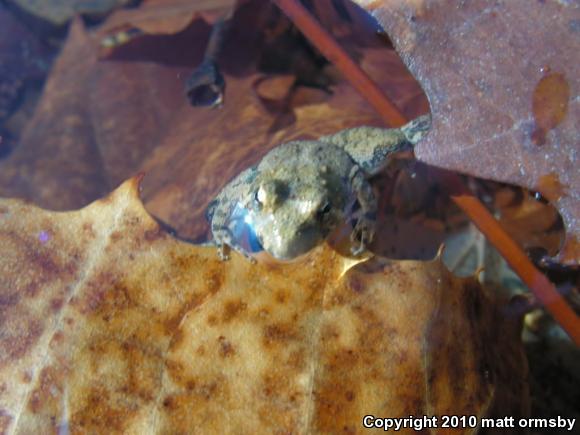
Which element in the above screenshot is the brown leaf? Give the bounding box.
[252,74,331,133]
[0,18,110,209]
[0,3,428,242]
[98,0,237,36]
[356,0,579,265]
[0,178,527,433]
[495,187,563,257]
[0,17,189,209]
[6,0,134,27]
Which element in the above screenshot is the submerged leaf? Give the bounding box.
[0,178,527,433]
[0,5,429,242]
[0,4,50,122]
[0,19,110,209]
[6,0,134,27]
[99,0,237,37]
[356,0,579,265]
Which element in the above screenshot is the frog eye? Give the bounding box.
[317,202,332,220]
[253,189,263,208]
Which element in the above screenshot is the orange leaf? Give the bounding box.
[0,178,528,432]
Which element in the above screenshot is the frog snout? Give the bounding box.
[256,190,334,259]
[257,180,287,211]
[267,225,321,260]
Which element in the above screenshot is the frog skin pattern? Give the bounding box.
[206,114,431,261]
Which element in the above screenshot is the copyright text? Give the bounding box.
[362,415,576,431]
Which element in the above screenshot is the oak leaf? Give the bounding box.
[355,0,579,265]
[0,178,527,433]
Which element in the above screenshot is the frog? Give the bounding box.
[206,114,431,261]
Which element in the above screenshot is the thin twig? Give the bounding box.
[273,0,580,345]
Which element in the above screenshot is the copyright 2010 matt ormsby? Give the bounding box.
[362,415,576,432]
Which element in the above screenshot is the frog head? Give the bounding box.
[249,165,348,260]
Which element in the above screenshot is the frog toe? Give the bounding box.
[217,244,231,261]
[350,219,374,256]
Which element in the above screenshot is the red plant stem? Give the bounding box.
[274,0,580,345]
[272,0,407,127]
[453,194,580,344]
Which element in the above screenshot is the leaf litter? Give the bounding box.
[0,0,577,432]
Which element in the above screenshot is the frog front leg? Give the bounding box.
[211,231,232,261]
[348,165,377,255]
[207,166,259,263]
[210,204,258,263]
[211,223,257,263]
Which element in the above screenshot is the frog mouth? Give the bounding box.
[261,225,323,260]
